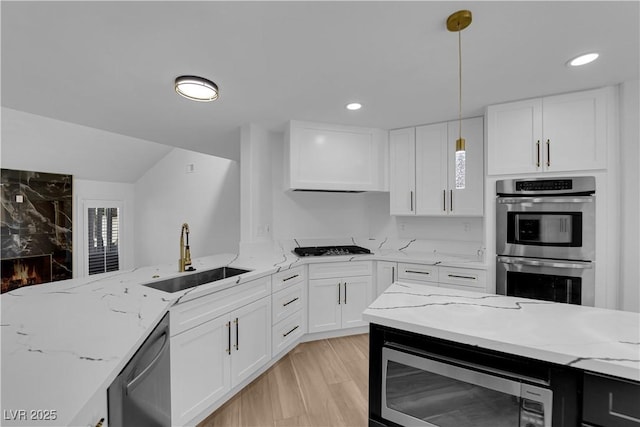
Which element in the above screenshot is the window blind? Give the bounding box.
[88,207,119,275]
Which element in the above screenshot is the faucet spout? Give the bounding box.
[179,223,195,272]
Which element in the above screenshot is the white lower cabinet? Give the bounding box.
[375,261,397,297]
[308,261,373,333]
[171,314,231,425]
[170,283,271,426]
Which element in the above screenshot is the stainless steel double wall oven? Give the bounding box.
[496,176,595,306]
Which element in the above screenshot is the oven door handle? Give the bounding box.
[497,256,593,269]
[498,196,594,204]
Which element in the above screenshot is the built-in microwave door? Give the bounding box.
[381,347,552,427]
[496,196,595,261]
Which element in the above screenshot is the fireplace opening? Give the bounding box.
[1,255,53,293]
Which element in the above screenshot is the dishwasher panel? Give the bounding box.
[108,312,171,427]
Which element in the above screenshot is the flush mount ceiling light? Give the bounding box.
[568,53,599,67]
[346,102,362,110]
[447,9,472,190]
[174,75,219,102]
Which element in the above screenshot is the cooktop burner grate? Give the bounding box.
[293,245,372,257]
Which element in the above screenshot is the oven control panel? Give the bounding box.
[515,179,572,192]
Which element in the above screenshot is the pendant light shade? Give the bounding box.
[175,75,219,102]
[447,10,472,190]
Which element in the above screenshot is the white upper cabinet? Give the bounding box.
[284,120,388,192]
[389,127,416,215]
[390,117,484,216]
[486,87,612,175]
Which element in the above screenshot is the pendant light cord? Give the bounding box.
[458,22,462,142]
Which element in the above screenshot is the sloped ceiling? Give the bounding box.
[2,1,639,162]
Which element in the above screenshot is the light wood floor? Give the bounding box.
[198,333,369,427]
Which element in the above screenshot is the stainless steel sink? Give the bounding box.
[143,267,251,293]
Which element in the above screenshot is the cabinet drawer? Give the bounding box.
[272,265,306,293]
[171,275,272,336]
[272,282,304,325]
[309,261,372,279]
[397,263,439,283]
[583,373,640,427]
[272,310,305,357]
[438,266,486,289]
[438,282,484,293]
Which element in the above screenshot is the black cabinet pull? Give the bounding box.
[448,274,476,280]
[234,318,239,351]
[283,325,299,337]
[344,282,347,304]
[536,140,541,167]
[283,274,299,282]
[546,139,551,167]
[226,321,231,355]
[283,297,299,307]
[406,270,430,275]
[337,282,341,305]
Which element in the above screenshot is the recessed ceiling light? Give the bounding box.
[346,102,362,111]
[568,53,599,67]
[175,75,219,102]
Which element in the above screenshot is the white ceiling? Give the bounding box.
[2,1,639,161]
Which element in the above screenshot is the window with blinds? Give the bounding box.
[87,207,120,275]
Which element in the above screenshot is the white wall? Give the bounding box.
[73,180,135,277]
[619,79,640,312]
[1,107,172,183]
[134,148,240,267]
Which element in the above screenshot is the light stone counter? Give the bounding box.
[0,245,486,426]
[363,282,640,382]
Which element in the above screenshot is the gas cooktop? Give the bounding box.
[293,245,372,257]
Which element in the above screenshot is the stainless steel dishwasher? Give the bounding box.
[108,312,171,427]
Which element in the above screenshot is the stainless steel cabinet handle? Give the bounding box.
[338,282,341,305]
[283,325,300,338]
[226,321,231,355]
[443,190,446,212]
[126,332,169,394]
[234,317,239,350]
[497,256,593,269]
[406,270,430,275]
[546,139,551,167]
[283,297,299,307]
[344,282,347,304]
[410,191,414,212]
[450,189,453,212]
[448,274,476,280]
[498,196,594,204]
[536,140,541,167]
[282,274,299,282]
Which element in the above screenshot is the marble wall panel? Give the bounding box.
[1,168,72,292]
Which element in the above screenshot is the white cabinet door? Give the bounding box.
[230,297,271,388]
[486,98,543,175]
[308,278,342,333]
[542,88,607,172]
[415,123,448,216]
[341,276,373,329]
[171,315,231,426]
[375,261,397,297]
[389,128,416,215]
[447,117,484,216]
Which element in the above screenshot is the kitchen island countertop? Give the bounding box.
[363,282,640,382]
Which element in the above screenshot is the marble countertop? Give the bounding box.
[363,282,640,382]
[0,246,485,426]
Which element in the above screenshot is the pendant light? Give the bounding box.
[447,10,472,190]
